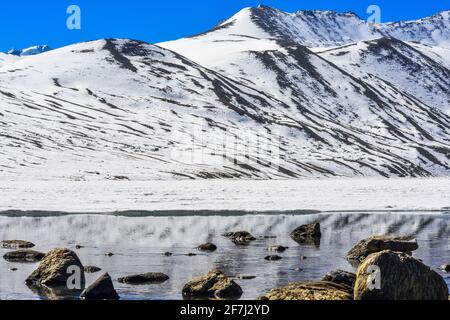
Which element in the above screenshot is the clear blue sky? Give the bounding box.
[0,0,449,52]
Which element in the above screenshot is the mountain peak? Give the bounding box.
[7,45,51,56]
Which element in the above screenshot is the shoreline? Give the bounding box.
[1,178,450,213]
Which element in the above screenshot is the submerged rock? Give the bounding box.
[347,235,418,263]
[236,275,256,280]
[441,264,450,273]
[223,231,256,242]
[182,269,243,299]
[290,223,321,245]
[84,266,102,273]
[26,248,85,288]
[185,253,197,257]
[260,281,352,300]
[354,250,448,300]
[322,270,356,288]
[3,249,45,263]
[265,255,283,261]
[80,273,119,300]
[268,246,289,253]
[197,243,217,252]
[0,240,35,249]
[164,252,173,256]
[118,272,169,284]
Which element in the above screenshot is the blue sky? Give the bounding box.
[0,0,448,52]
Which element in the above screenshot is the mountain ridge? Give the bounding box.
[1,6,450,180]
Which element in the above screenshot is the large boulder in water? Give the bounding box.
[3,249,45,263]
[182,269,243,299]
[81,273,119,300]
[26,248,85,288]
[290,223,321,245]
[354,250,448,300]
[0,240,35,249]
[259,281,352,300]
[347,235,418,264]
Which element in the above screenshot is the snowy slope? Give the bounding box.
[319,38,450,112]
[160,6,450,67]
[1,7,450,181]
[0,52,19,67]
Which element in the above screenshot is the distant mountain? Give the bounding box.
[1,7,450,180]
[7,45,51,56]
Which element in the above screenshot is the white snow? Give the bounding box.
[1,178,449,213]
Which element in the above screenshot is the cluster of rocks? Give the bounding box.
[1,243,174,300]
[2,225,449,301]
[259,234,449,300]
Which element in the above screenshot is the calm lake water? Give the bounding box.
[1,212,449,300]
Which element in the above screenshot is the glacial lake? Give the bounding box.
[1,211,449,300]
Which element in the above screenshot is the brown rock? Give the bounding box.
[347,235,418,263]
[354,250,448,300]
[118,272,169,284]
[197,243,217,252]
[260,281,352,300]
[0,240,35,249]
[3,249,45,263]
[322,270,356,288]
[80,273,119,300]
[84,266,102,273]
[26,248,85,288]
[268,246,289,253]
[290,223,321,245]
[265,255,283,261]
[182,269,243,299]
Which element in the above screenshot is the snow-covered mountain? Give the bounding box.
[7,45,51,57]
[1,7,450,180]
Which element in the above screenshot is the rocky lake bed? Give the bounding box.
[1,211,450,300]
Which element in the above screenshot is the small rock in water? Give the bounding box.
[265,255,283,261]
[186,253,197,257]
[75,245,85,250]
[182,269,243,299]
[441,264,450,273]
[84,266,102,273]
[118,272,169,284]
[0,240,35,249]
[3,249,45,263]
[290,223,321,245]
[9,268,18,272]
[268,245,289,253]
[80,273,119,300]
[264,236,277,239]
[236,275,256,280]
[322,270,356,288]
[164,252,173,256]
[223,231,256,242]
[197,243,217,252]
[105,252,114,257]
[300,256,308,260]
